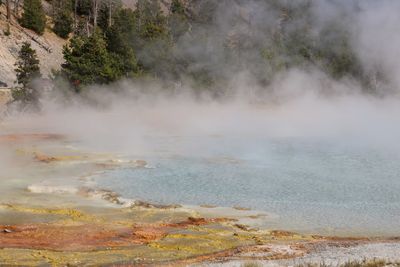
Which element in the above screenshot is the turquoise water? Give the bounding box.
[96,136,400,236]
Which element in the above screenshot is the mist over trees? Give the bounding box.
[2,0,394,103]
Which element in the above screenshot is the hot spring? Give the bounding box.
[5,95,400,237]
[94,134,400,237]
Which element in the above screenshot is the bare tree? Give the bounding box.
[74,0,78,28]
[51,0,56,17]
[5,0,11,34]
[92,0,100,29]
[6,0,11,20]
[13,0,22,17]
[86,13,91,36]
[106,0,118,28]
[108,0,112,27]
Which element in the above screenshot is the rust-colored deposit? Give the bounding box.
[162,216,236,227]
[0,216,236,251]
[33,152,89,163]
[0,205,389,266]
[0,224,143,250]
[0,133,65,143]
[0,132,390,266]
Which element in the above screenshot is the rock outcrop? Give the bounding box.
[0,88,12,113]
[0,4,66,86]
[0,88,11,105]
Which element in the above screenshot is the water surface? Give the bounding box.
[96,136,400,236]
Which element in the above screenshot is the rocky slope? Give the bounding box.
[0,0,177,88]
[0,89,12,112]
[0,4,66,87]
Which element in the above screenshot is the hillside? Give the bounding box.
[0,4,67,87]
[0,0,380,99]
[0,0,177,88]
[122,0,172,13]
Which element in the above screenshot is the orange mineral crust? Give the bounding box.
[0,134,65,143]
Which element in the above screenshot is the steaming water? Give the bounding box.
[95,135,400,236]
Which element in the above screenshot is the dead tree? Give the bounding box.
[73,0,79,29]
[5,0,11,33]
[105,0,118,28]
[92,0,99,29]
[108,0,112,27]
[5,0,11,20]
[13,0,21,17]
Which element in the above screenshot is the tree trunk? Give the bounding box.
[108,0,112,28]
[92,0,99,29]
[74,0,78,29]
[51,0,56,17]
[13,0,21,17]
[6,0,11,21]
[86,14,91,36]
[5,0,11,34]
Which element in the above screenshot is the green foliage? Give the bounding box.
[241,262,262,267]
[258,3,364,83]
[131,0,172,76]
[4,28,11,36]
[295,259,399,267]
[135,0,168,40]
[168,0,189,41]
[188,0,218,25]
[62,30,119,91]
[20,0,46,35]
[53,9,73,39]
[97,3,111,32]
[106,9,137,53]
[13,42,41,105]
[315,28,362,79]
[105,8,139,78]
[57,0,373,94]
[76,0,91,16]
[15,42,41,88]
[341,259,388,267]
[97,0,123,31]
[171,0,185,15]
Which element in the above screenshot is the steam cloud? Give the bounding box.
[2,0,400,153]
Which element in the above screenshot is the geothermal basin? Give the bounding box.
[2,99,400,265]
[95,135,400,237]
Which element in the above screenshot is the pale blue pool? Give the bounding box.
[96,136,400,236]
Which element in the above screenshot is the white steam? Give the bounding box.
[2,0,400,153]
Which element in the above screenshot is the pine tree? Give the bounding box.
[135,0,168,40]
[20,0,46,35]
[62,30,118,91]
[53,0,74,39]
[134,0,171,77]
[53,10,73,38]
[97,0,123,31]
[13,42,41,105]
[5,0,11,35]
[171,0,185,15]
[76,0,91,16]
[105,8,139,77]
[169,0,189,41]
